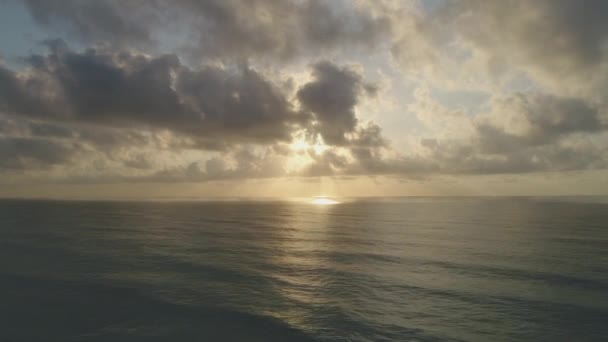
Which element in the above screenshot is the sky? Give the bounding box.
[0,0,607,198]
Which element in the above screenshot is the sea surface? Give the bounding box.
[1,197,607,341]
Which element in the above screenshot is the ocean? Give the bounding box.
[0,197,607,341]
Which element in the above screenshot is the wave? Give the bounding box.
[1,273,318,342]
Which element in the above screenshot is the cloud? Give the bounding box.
[28,122,75,138]
[475,93,605,150]
[122,153,155,170]
[290,90,608,180]
[297,61,377,145]
[18,0,608,97]
[0,42,304,148]
[109,147,288,183]
[0,136,75,170]
[442,0,608,89]
[22,0,160,48]
[3,0,608,188]
[387,0,608,97]
[408,92,608,175]
[21,0,390,61]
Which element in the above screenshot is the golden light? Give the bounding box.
[286,133,331,174]
[312,142,328,155]
[291,139,310,151]
[311,197,339,205]
[290,134,328,155]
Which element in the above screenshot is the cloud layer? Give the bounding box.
[1,0,608,187]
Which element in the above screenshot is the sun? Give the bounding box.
[291,139,309,151]
[290,135,328,155]
[311,197,339,205]
[286,133,330,174]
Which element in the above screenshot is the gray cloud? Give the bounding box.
[123,147,287,183]
[298,61,377,145]
[349,122,388,148]
[178,0,389,61]
[3,0,608,186]
[411,92,608,175]
[298,91,608,179]
[390,0,608,97]
[419,137,608,175]
[22,0,160,48]
[0,42,304,148]
[28,122,75,138]
[21,0,389,61]
[442,0,608,73]
[122,153,155,170]
[475,93,605,152]
[0,136,75,170]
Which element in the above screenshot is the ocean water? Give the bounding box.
[0,197,607,341]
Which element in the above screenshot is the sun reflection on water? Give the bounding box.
[311,197,339,205]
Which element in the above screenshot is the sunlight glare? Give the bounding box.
[311,197,339,205]
[291,139,309,151]
[290,134,328,155]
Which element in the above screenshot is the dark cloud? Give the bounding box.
[28,122,75,138]
[0,45,394,184]
[0,116,22,136]
[177,0,389,61]
[475,93,605,153]
[0,43,304,147]
[21,0,389,61]
[0,136,75,170]
[2,45,606,182]
[22,0,159,48]
[317,91,608,178]
[3,0,608,185]
[176,64,304,145]
[122,153,155,170]
[349,122,388,148]
[0,57,68,119]
[298,61,376,145]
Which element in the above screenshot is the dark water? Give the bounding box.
[1,197,607,341]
